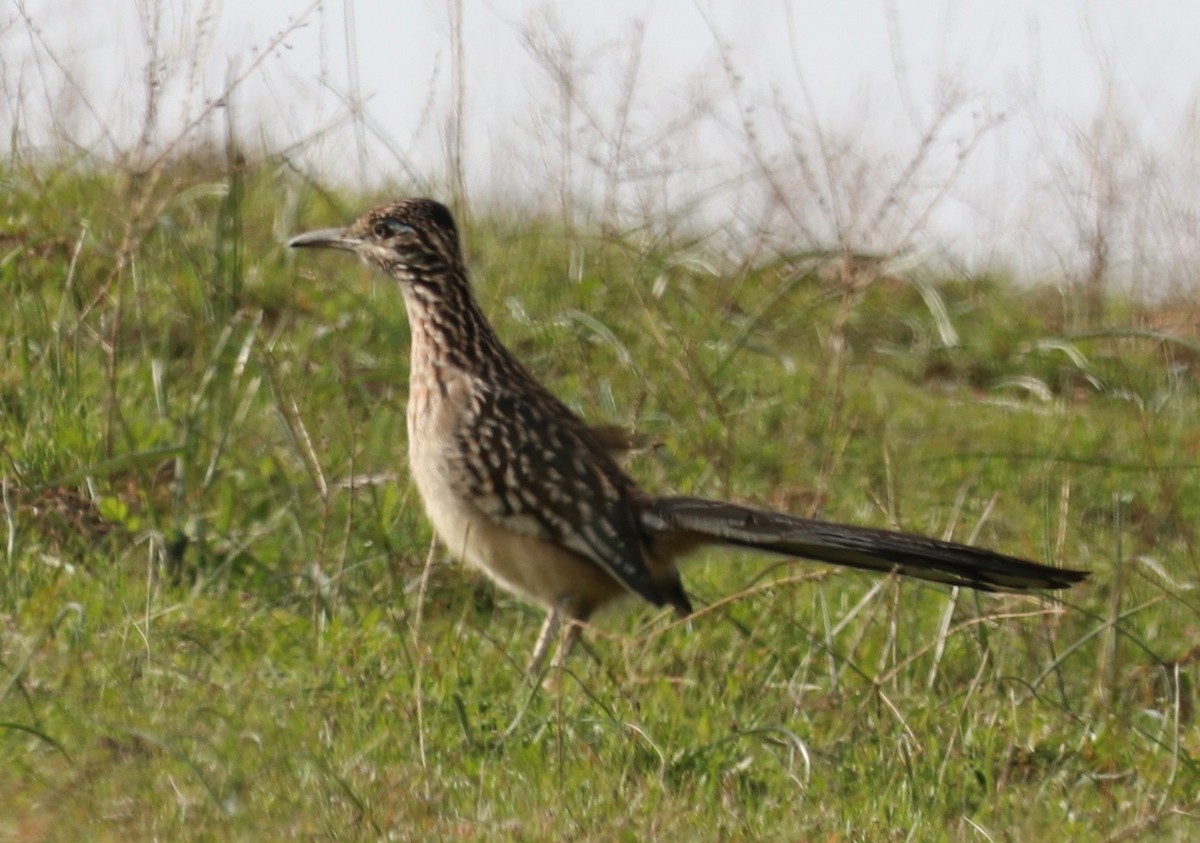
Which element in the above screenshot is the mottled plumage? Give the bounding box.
[290,198,1088,672]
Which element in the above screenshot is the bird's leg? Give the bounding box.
[527,606,588,677]
[527,608,562,675]
[505,610,564,739]
[550,620,583,670]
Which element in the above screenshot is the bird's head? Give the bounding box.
[289,198,463,281]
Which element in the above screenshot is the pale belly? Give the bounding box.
[406,383,625,616]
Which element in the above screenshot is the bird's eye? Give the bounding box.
[372,219,414,238]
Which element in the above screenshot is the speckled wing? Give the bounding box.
[455,384,666,607]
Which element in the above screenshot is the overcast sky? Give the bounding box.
[6,1,1200,288]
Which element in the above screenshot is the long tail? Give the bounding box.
[641,496,1088,592]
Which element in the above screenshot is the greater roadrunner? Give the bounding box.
[289,199,1089,672]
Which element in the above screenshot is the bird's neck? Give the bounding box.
[400,272,523,382]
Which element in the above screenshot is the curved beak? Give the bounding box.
[288,227,361,251]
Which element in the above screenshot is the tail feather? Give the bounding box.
[642,496,1088,592]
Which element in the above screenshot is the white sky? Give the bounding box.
[6,1,1200,289]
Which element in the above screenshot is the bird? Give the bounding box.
[289,198,1089,673]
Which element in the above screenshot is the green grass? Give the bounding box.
[3,159,1199,841]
